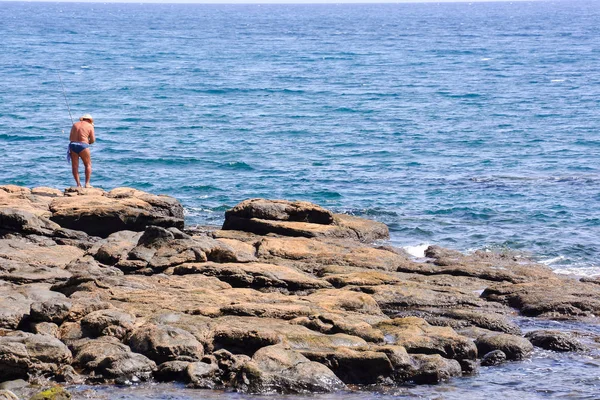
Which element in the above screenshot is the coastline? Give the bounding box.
[1,185,598,399]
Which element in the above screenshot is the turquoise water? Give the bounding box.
[1,1,599,272]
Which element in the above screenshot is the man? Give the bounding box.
[68,114,95,188]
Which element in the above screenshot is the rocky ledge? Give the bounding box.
[0,185,598,397]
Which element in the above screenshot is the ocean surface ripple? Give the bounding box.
[1,1,599,274]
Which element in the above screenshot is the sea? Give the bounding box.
[1,1,599,398]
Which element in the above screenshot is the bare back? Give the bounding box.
[70,121,95,144]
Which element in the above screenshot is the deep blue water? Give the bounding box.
[1,1,599,273]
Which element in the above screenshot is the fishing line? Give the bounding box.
[57,71,74,125]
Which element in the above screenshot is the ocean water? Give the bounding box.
[1,3,600,396]
[1,1,599,273]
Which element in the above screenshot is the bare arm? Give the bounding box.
[89,127,96,144]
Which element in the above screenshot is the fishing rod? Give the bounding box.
[57,71,74,125]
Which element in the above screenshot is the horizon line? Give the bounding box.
[0,0,547,3]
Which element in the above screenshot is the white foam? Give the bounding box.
[554,266,600,277]
[480,57,492,61]
[403,243,430,258]
[551,79,565,83]
[540,255,565,265]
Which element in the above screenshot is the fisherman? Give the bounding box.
[68,114,95,188]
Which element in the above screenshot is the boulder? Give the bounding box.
[237,344,345,394]
[72,337,156,380]
[30,322,60,337]
[0,208,59,236]
[80,309,135,340]
[525,330,586,352]
[480,350,507,366]
[474,332,533,361]
[224,199,334,225]
[301,346,394,384]
[0,332,72,381]
[49,190,184,238]
[154,360,191,382]
[29,299,72,325]
[186,360,220,389]
[223,199,388,242]
[128,324,204,364]
[0,292,30,329]
[410,354,462,384]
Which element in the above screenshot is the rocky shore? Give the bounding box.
[1,185,598,398]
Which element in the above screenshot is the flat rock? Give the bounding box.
[173,262,331,291]
[222,199,388,242]
[49,190,184,238]
[375,317,477,360]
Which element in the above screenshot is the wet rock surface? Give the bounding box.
[0,186,598,394]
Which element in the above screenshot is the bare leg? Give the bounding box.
[79,148,93,188]
[70,151,82,187]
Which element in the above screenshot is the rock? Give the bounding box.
[223,199,388,242]
[475,333,533,361]
[410,354,462,384]
[237,344,345,394]
[0,380,28,391]
[480,350,507,366]
[92,231,142,265]
[0,391,19,400]
[256,236,409,271]
[186,360,220,389]
[214,238,258,263]
[482,278,600,318]
[30,322,60,337]
[0,238,83,272]
[80,309,135,340]
[72,337,156,380]
[173,262,331,291]
[29,299,72,324]
[434,309,521,335]
[31,187,63,198]
[0,332,72,381]
[0,292,30,329]
[301,346,394,384]
[128,324,204,364]
[54,365,85,384]
[0,208,60,236]
[375,317,477,360]
[225,199,335,225]
[49,190,184,238]
[154,360,191,382]
[29,386,71,400]
[213,349,251,383]
[118,226,238,273]
[525,330,586,352]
